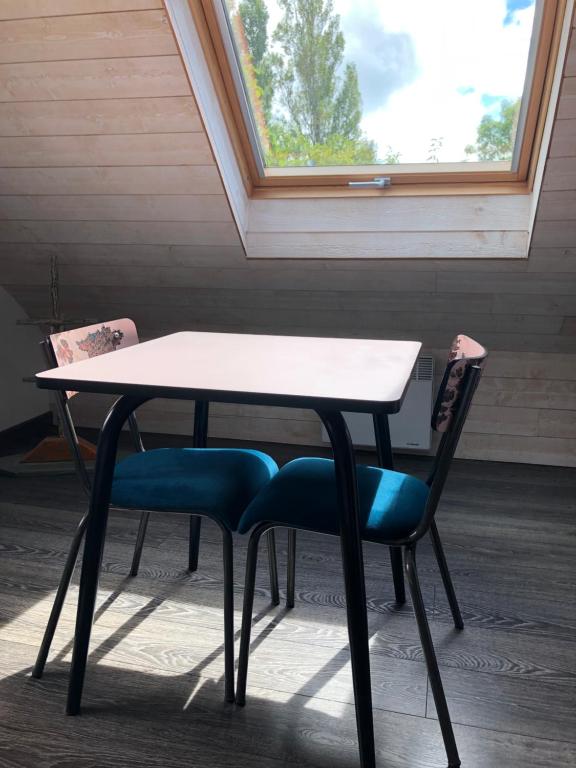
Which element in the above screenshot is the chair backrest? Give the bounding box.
[432,334,487,433]
[43,318,210,497]
[43,319,142,496]
[409,334,487,543]
[49,318,139,399]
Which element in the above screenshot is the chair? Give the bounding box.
[235,335,487,766]
[32,318,280,702]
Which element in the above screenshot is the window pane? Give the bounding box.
[223,0,537,170]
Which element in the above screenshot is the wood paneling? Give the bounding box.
[458,433,576,466]
[549,117,576,157]
[539,408,576,437]
[0,221,239,246]
[474,377,576,410]
[0,0,575,466]
[0,195,231,222]
[0,10,176,64]
[0,97,201,136]
[436,270,576,295]
[542,156,576,190]
[530,220,576,247]
[557,76,576,119]
[0,166,223,195]
[0,133,212,166]
[0,56,189,101]
[527,247,576,271]
[0,1,163,21]
[247,231,528,260]
[0,242,246,266]
[249,196,530,233]
[564,28,576,76]
[466,405,540,437]
[536,189,576,219]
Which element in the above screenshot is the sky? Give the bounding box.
[256,0,537,165]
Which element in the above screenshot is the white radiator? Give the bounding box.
[321,356,435,451]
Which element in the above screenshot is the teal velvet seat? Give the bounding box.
[112,447,279,531]
[238,457,429,542]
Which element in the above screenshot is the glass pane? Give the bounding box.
[223,0,537,169]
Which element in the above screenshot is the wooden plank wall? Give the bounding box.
[0,0,575,466]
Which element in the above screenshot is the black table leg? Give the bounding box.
[319,410,376,768]
[373,413,405,605]
[188,401,209,571]
[373,413,394,471]
[67,395,146,716]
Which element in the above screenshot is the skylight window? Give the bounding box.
[198,0,564,189]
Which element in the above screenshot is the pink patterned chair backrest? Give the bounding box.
[49,319,139,399]
[432,335,487,433]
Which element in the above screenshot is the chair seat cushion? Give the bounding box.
[238,457,429,542]
[111,448,278,530]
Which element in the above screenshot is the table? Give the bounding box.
[36,331,421,768]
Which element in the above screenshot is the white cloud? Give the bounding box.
[337,0,536,163]
[258,0,536,164]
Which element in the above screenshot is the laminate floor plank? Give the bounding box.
[1,648,575,768]
[427,663,576,743]
[1,441,575,768]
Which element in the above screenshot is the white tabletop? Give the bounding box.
[36,331,421,413]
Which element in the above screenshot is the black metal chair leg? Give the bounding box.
[389,546,406,604]
[221,527,235,703]
[32,513,88,679]
[236,526,265,706]
[188,516,202,572]
[287,529,297,609]
[129,511,150,577]
[405,546,460,768]
[430,520,463,630]
[266,529,280,606]
[374,414,406,607]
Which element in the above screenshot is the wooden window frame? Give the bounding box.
[190,0,568,198]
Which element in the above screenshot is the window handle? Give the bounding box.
[348,177,391,189]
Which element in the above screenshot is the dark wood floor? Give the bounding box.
[1,432,575,767]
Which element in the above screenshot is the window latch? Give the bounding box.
[348,177,391,189]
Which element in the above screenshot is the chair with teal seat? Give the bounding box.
[32,318,280,703]
[235,335,487,767]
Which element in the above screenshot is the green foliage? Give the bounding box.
[381,147,400,164]
[266,124,378,166]
[237,0,277,121]
[273,0,348,145]
[331,63,363,142]
[465,98,520,161]
[238,0,268,67]
[236,0,380,166]
[427,136,443,163]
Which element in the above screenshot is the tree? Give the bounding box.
[238,0,268,67]
[273,0,361,145]
[266,124,378,166]
[237,0,276,120]
[427,136,443,163]
[465,98,520,161]
[331,63,362,142]
[236,0,383,166]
